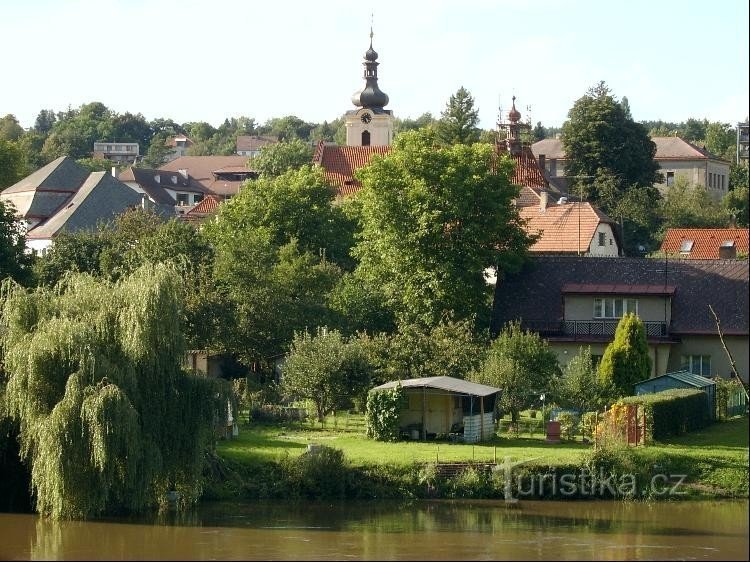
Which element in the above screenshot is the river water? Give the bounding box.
[0,500,747,560]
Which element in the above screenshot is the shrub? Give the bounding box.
[280,445,347,499]
[365,383,406,441]
[620,389,710,440]
[556,411,580,440]
[580,412,598,440]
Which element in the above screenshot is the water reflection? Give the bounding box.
[0,500,746,560]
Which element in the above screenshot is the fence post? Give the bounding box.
[494,446,497,464]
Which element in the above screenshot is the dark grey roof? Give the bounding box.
[26,172,144,239]
[119,167,209,202]
[372,376,501,397]
[1,156,89,219]
[635,370,715,389]
[492,257,748,336]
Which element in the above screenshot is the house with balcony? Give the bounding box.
[492,257,748,382]
[93,142,139,164]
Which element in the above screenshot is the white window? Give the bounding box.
[683,355,711,377]
[593,298,638,319]
[680,240,694,254]
[176,193,189,206]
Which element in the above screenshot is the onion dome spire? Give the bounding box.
[351,27,389,109]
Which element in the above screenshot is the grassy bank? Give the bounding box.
[210,416,749,501]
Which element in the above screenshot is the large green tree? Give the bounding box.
[435,87,480,145]
[281,328,372,421]
[469,321,560,428]
[660,176,730,235]
[598,313,651,398]
[561,82,662,253]
[0,264,227,519]
[0,114,24,142]
[352,128,531,328]
[557,346,607,413]
[249,139,314,178]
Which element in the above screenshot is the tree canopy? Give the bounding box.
[598,313,651,397]
[352,128,530,328]
[0,264,227,519]
[0,200,33,285]
[249,139,314,178]
[435,87,481,145]
[469,321,560,427]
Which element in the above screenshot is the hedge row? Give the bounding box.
[620,389,710,440]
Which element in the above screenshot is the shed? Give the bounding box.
[370,376,501,443]
[634,370,716,419]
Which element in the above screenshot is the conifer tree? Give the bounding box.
[435,86,480,145]
[598,313,651,397]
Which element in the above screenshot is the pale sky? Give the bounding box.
[1,0,748,131]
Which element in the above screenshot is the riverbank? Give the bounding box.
[208,416,749,501]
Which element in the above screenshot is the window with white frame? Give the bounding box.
[593,298,638,318]
[682,354,711,377]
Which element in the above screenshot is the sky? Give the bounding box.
[1,0,748,131]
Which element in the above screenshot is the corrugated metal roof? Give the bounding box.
[372,376,501,397]
[635,370,716,389]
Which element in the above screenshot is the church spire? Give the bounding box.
[351,26,389,109]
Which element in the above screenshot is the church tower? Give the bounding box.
[345,28,394,147]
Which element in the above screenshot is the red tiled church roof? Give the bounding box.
[660,228,749,259]
[312,141,391,196]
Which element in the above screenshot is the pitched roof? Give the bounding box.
[635,370,716,389]
[26,172,144,240]
[312,141,392,196]
[0,156,90,219]
[651,137,727,161]
[531,137,729,163]
[492,257,749,336]
[118,168,179,206]
[185,194,222,219]
[531,138,566,160]
[519,201,616,254]
[236,135,277,152]
[660,228,749,259]
[166,135,193,148]
[372,376,501,397]
[159,156,252,196]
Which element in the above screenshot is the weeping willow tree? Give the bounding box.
[0,263,226,519]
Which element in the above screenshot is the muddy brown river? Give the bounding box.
[0,499,747,560]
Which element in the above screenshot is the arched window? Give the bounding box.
[361,130,371,146]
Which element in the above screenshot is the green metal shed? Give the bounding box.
[634,370,716,419]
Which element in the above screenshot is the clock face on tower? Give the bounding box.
[360,112,372,124]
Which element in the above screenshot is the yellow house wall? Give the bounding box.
[563,295,671,324]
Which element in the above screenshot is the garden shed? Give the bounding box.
[634,370,716,419]
[370,376,501,443]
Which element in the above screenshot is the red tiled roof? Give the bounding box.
[312,141,392,196]
[186,194,222,218]
[562,283,676,295]
[504,145,547,190]
[519,201,615,254]
[660,228,749,259]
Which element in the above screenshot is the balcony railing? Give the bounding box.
[522,320,669,339]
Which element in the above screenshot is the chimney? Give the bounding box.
[154,174,160,184]
[719,242,737,259]
[539,190,549,212]
[178,168,188,180]
[538,154,546,173]
[111,166,117,178]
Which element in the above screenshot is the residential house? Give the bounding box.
[166,134,194,160]
[1,157,147,254]
[0,156,89,232]
[660,228,749,259]
[22,172,144,254]
[370,376,501,442]
[159,156,257,199]
[93,141,139,164]
[236,135,277,157]
[118,167,210,213]
[531,136,731,201]
[491,257,749,382]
